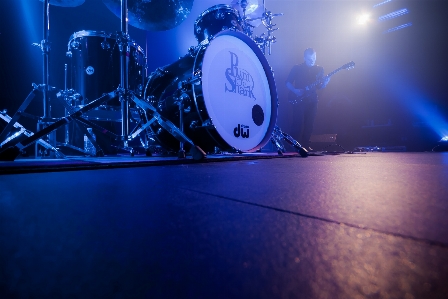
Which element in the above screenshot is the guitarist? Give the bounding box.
[286,48,330,151]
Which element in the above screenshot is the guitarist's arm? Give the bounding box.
[286,81,305,98]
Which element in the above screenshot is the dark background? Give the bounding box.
[1,0,447,152]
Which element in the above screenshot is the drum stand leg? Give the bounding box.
[56,90,127,157]
[271,126,308,157]
[1,109,64,160]
[0,91,117,161]
[0,83,66,160]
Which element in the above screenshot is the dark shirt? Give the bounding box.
[286,63,324,103]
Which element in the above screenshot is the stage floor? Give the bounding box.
[1,151,448,298]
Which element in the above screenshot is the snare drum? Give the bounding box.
[143,30,277,153]
[194,4,242,44]
[67,30,146,105]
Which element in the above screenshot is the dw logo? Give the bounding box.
[234,124,250,138]
[225,51,256,100]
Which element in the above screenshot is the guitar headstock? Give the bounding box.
[342,61,355,70]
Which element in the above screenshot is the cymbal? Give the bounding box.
[231,0,259,15]
[39,0,85,7]
[102,0,194,31]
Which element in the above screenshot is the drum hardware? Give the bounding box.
[0,83,62,160]
[143,29,278,154]
[0,110,65,159]
[270,126,308,157]
[132,96,206,160]
[0,91,118,161]
[92,0,201,157]
[233,0,283,55]
[189,119,215,130]
[0,0,87,160]
[233,0,257,37]
[176,93,188,158]
[56,91,127,157]
[56,63,118,157]
[255,9,283,55]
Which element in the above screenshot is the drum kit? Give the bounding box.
[0,0,308,161]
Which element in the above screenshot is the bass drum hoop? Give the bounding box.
[192,30,278,152]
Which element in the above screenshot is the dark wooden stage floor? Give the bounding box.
[1,151,448,299]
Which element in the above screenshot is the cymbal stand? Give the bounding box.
[116,0,133,154]
[35,0,61,157]
[238,1,256,37]
[270,126,308,157]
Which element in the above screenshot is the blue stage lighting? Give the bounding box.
[373,0,393,8]
[380,74,448,140]
[379,8,409,21]
[19,0,40,43]
[384,22,412,33]
[433,136,448,152]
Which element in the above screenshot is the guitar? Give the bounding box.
[288,61,355,104]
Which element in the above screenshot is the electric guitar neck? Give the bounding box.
[289,61,355,104]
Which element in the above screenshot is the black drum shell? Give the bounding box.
[67,31,145,106]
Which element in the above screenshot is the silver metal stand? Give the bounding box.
[35,0,60,158]
[270,126,308,157]
[119,0,131,152]
[0,0,64,159]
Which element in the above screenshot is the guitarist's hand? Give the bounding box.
[321,76,330,88]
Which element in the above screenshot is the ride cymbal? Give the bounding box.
[102,0,194,31]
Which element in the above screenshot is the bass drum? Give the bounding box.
[143,30,277,153]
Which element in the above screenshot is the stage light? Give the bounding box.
[441,136,448,142]
[356,13,371,25]
[379,8,409,21]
